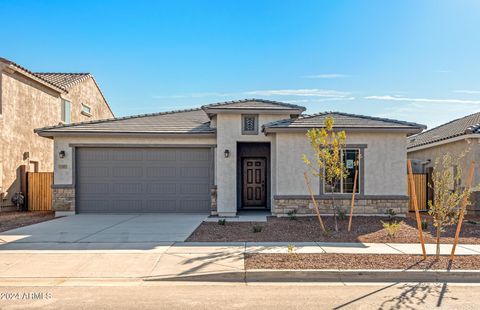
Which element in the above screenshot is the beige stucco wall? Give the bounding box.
[53,135,217,185]
[0,69,113,206]
[408,138,480,189]
[63,78,114,123]
[275,131,409,197]
[215,113,291,216]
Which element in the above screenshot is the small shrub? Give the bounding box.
[338,209,346,221]
[252,224,263,233]
[381,220,402,238]
[287,244,296,254]
[287,210,297,220]
[386,209,397,221]
[218,219,226,225]
[421,219,428,230]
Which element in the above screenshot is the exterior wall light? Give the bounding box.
[59,150,66,159]
[224,149,230,158]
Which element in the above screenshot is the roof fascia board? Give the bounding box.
[36,131,216,138]
[407,133,480,152]
[264,127,423,134]
[204,108,303,115]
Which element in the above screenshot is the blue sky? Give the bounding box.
[1,0,480,129]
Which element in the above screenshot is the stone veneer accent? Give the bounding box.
[273,197,409,216]
[52,187,75,212]
[210,186,218,215]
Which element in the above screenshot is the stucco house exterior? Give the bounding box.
[407,112,480,212]
[36,99,425,217]
[0,58,114,208]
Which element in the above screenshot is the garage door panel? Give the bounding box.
[146,183,177,194]
[145,149,177,161]
[76,147,212,213]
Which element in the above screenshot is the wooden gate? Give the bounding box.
[27,172,53,211]
[408,173,428,211]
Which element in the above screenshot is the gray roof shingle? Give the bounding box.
[264,112,426,132]
[36,108,213,136]
[407,112,480,149]
[201,99,306,112]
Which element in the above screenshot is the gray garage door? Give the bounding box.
[76,147,212,213]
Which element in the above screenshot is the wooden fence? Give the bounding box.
[408,173,428,211]
[27,172,53,211]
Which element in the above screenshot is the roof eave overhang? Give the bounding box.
[2,64,66,94]
[263,127,424,134]
[407,133,480,153]
[36,131,217,139]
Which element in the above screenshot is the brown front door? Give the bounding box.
[242,158,266,207]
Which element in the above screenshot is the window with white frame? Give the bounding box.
[81,103,92,116]
[61,100,71,123]
[324,149,360,194]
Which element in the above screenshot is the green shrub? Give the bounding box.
[421,219,428,230]
[218,219,226,225]
[287,210,297,220]
[386,209,397,221]
[252,225,263,233]
[381,220,402,238]
[287,244,296,254]
[338,209,346,221]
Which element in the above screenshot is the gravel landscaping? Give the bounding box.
[0,211,55,232]
[186,215,480,243]
[245,253,480,270]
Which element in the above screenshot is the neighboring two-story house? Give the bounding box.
[0,57,114,208]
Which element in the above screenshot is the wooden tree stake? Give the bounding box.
[450,160,475,261]
[304,172,327,233]
[348,167,358,232]
[407,159,427,259]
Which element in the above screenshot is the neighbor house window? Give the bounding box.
[242,114,258,135]
[61,100,71,123]
[81,103,92,116]
[324,149,360,194]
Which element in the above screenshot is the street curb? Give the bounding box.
[246,269,480,283]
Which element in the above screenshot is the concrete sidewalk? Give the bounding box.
[0,241,479,285]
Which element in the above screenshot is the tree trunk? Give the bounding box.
[436,227,441,260]
[331,186,338,232]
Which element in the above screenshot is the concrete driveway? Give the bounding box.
[0,213,207,249]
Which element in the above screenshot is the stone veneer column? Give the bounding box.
[210,186,218,216]
[52,186,75,213]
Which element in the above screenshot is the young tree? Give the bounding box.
[302,117,348,232]
[428,152,473,259]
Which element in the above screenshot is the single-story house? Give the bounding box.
[407,112,480,212]
[36,99,425,217]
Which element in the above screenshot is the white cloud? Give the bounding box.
[365,95,480,104]
[453,90,480,94]
[245,88,350,98]
[303,74,350,79]
[152,92,234,99]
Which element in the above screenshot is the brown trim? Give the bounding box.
[274,195,410,200]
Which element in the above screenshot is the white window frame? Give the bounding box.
[81,103,92,117]
[323,148,361,194]
[61,100,71,124]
